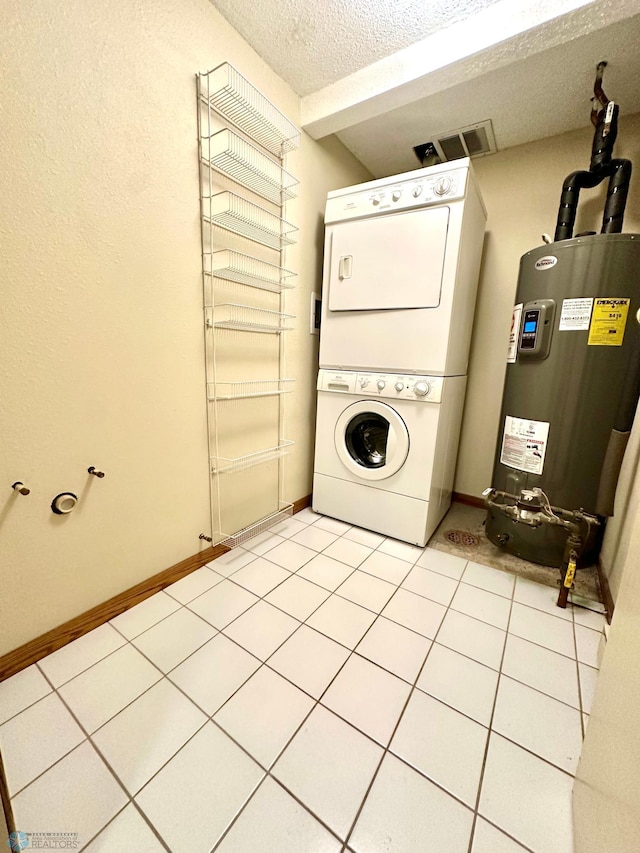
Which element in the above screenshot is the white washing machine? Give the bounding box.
[319,158,486,376]
[312,368,467,546]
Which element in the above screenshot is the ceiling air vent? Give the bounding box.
[414,120,496,166]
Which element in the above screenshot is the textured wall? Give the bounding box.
[0,0,370,655]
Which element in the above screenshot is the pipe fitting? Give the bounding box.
[51,492,78,515]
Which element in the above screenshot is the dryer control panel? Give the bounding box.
[318,370,444,403]
[325,166,468,223]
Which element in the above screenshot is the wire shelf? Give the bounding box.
[204,250,296,293]
[204,192,297,250]
[206,304,295,333]
[208,379,295,400]
[210,441,295,474]
[202,129,298,205]
[197,63,298,549]
[217,502,294,548]
[202,63,300,156]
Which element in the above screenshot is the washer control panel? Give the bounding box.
[325,167,467,223]
[318,370,443,403]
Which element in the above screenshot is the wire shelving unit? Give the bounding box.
[197,62,300,548]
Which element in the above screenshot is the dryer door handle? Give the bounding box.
[338,255,353,281]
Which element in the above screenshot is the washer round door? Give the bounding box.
[334,400,410,481]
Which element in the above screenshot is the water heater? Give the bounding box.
[485,64,640,583]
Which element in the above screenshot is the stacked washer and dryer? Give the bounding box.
[312,159,487,546]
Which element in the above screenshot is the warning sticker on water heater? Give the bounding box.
[559,298,593,331]
[500,416,550,475]
[587,298,630,346]
[507,304,523,363]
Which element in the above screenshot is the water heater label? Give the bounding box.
[559,298,593,331]
[588,298,630,346]
[534,256,557,270]
[500,416,550,475]
[507,303,523,363]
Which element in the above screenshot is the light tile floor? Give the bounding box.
[0,508,606,852]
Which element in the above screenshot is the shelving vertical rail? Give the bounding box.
[197,63,301,547]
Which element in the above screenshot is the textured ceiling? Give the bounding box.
[208,0,503,96]
[337,12,640,176]
[209,0,640,177]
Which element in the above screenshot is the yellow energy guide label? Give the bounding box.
[587,298,630,346]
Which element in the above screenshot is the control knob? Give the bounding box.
[377,379,386,391]
[392,190,402,202]
[414,381,431,397]
[394,381,404,392]
[434,177,452,196]
[360,378,369,388]
[371,195,381,206]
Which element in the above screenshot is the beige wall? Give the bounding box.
[573,479,640,851]
[0,0,370,656]
[457,114,640,499]
[598,404,640,600]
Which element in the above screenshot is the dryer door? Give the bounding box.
[335,400,410,481]
[327,206,449,311]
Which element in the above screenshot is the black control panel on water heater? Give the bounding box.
[517,299,556,359]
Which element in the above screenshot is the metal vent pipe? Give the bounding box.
[554,63,632,242]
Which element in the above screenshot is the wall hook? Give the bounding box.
[88,467,105,478]
[11,481,30,495]
[199,533,213,542]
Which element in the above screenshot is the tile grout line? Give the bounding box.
[0,740,17,840]
[466,573,518,853]
[21,563,582,735]
[9,552,584,807]
[339,554,473,850]
[31,637,276,853]
[209,538,428,849]
[571,599,588,739]
[209,555,406,847]
[471,816,536,853]
[22,666,173,852]
[34,635,129,692]
[207,747,343,852]
[208,632,379,847]
[13,584,576,850]
[100,539,385,850]
[6,514,600,851]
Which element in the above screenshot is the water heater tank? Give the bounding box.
[486,233,640,567]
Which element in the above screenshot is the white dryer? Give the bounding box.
[319,158,486,376]
[313,368,467,546]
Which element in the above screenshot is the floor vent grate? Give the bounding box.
[445,529,480,547]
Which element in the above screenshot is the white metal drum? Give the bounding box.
[318,159,487,376]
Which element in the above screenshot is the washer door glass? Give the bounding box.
[345,412,389,468]
[335,400,409,481]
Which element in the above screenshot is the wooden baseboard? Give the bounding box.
[597,561,615,625]
[0,544,223,682]
[0,496,313,682]
[452,491,486,510]
[293,494,311,513]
